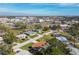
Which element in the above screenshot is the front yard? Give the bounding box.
[29,35,38,38]
[20,43,33,50]
[37,34,53,42]
[15,38,29,43]
[59,32,69,36]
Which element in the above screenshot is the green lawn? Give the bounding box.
[43,29,50,33]
[59,32,69,36]
[13,44,17,46]
[10,52,16,55]
[75,44,79,48]
[52,47,65,55]
[16,38,29,43]
[37,34,53,41]
[29,35,38,38]
[37,31,44,34]
[11,29,25,35]
[20,43,33,50]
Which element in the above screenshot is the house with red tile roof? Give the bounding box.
[32,41,48,48]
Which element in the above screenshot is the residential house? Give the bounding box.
[29,41,49,54]
[55,34,69,44]
[39,19,44,22]
[16,34,27,40]
[0,30,5,36]
[32,29,42,33]
[60,24,71,31]
[0,37,3,44]
[24,30,37,36]
[0,17,10,23]
[32,41,48,48]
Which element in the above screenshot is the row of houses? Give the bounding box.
[16,29,42,40]
[0,29,42,43]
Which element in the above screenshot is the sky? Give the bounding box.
[0,3,79,16]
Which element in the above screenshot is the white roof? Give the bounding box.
[16,34,26,37]
[60,24,68,27]
[25,31,37,35]
[56,36,68,42]
[0,37,3,41]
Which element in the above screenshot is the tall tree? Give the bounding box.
[43,26,50,31]
[15,21,27,29]
[34,24,42,29]
[0,45,13,55]
[3,30,16,44]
